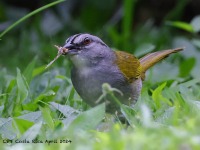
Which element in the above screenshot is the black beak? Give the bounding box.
[63,43,76,49]
[62,43,80,55]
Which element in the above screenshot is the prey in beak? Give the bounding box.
[45,45,68,69]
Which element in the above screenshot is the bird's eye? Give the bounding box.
[83,37,92,45]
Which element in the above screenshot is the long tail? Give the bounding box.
[139,47,184,80]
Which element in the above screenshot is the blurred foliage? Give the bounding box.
[0,0,200,149]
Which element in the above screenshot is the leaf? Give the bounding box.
[156,107,175,124]
[19,121,42,141]
[179,57,196,77]
[190,15,200,33]
[67,87,76,102]
[50,101,79,129]
[22,103,38,111]
[135,43,155,57]
[40,106,54,130]
[122,0,136,49]
[3,79,17,116]
[178,85,196,102]
[179,78,200,88]
[56,75,71,84]
[33,90,56,104]
[66,103,105,136]
[0,118,16,140]
[166,21,194,33]
[190,100,200,110]
[23,58,36,84]
[152,82,172,108]
[16,68,29,103]
[192,38,200,49]
[5,79,16,94]
[32,66,46,77]
[121,105,138,127]
[0,105,4,114]
[12,118,34,135]
[50,102,79,118]
[17,111,42,123]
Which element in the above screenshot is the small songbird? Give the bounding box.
[59,33,183,113]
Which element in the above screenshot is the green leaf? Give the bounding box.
[67,87,76,103]
[12,118,34,135]
[23,58,36,84]
[121,105,138,127]
[135,43,155,57]
[192,38,200,49]
[33,66,46,77]
[179,57,196,77]
[40,106,54,130]
[179,78,200,88]
[66,103,105,136]
[2,80,18,117]
[50,102,80,128]
[155,107,175,124]
[56,75,71,84]
[152,82,172,108]
[22,103,38,111]
[190,15,200,33]
[33,90,56,104]
[19,121,42,141]
[122,0,136,50]
[17,111,42,123]
[179,85,196,103]
[0,118,16,139]
[166,21,194,33]
[16,68,29,103]
[5,79,16,94]
[50,102,79,118]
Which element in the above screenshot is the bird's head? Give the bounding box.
[62,33,113,68]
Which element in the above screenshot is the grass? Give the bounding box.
[0,52,200,149]
[1,0,200,149]
[0,0,65,39]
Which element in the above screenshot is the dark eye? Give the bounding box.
[83,37,92,45]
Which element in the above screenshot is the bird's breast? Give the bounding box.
[71,65,127,105]
[70,63,142,113]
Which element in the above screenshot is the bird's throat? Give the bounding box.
[70,54,90,69]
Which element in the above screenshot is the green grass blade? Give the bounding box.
[40,106,55,130]
[122,0,136,50]
[16,68,29,103]
[0,0,65,38]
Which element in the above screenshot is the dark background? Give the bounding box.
[0,0,200,73]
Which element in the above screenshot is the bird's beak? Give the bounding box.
[63,43,74,50]
[62,43,80,55]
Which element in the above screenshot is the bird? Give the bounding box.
[57,33,183,114]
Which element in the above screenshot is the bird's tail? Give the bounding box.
[139,47,183,80]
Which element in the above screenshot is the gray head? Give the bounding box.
[63,33,108,54]
[63,33,114,68]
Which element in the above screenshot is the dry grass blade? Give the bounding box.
[45,53,62,69]
[45,45,68,69]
